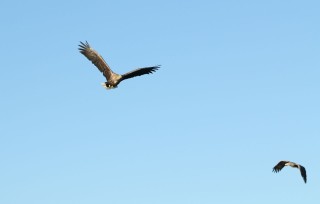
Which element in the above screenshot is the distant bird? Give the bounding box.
[272,161,307,183]
[78,41,160,90]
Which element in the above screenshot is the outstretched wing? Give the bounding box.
[299,165,307,183]
[272,161,288,173]
[121,65,160,81]
[78,41,113,80]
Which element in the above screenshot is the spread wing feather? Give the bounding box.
[121,65,160,81]
[272,161,288,173]
[78,41,113,80]
[299,165,307,183]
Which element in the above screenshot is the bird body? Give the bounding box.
[102,73,122,89]
[285,161,299,168]
[78,41,160,89]
[272,160,307,183]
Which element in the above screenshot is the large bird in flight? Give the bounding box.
[272,161,307,183]
[79,41,160,89]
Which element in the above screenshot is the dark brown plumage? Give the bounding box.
[78,41,160,89]
[272,161,307,183]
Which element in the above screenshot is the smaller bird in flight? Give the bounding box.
[79,41,160,90]
[272,160,307,183]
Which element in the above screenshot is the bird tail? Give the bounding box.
[101,82,107,88]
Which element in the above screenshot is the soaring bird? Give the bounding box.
[272,161,307,183]
[78,41,160,89]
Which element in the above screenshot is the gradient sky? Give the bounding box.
[1,0,320,203]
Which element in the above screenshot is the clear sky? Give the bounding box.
[1,0,319,203]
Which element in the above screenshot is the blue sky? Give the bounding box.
[1,0,319,203]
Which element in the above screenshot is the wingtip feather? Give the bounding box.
[78,41,92,54]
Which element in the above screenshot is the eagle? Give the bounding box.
[78,41,160,89]
[272,161,307,183]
